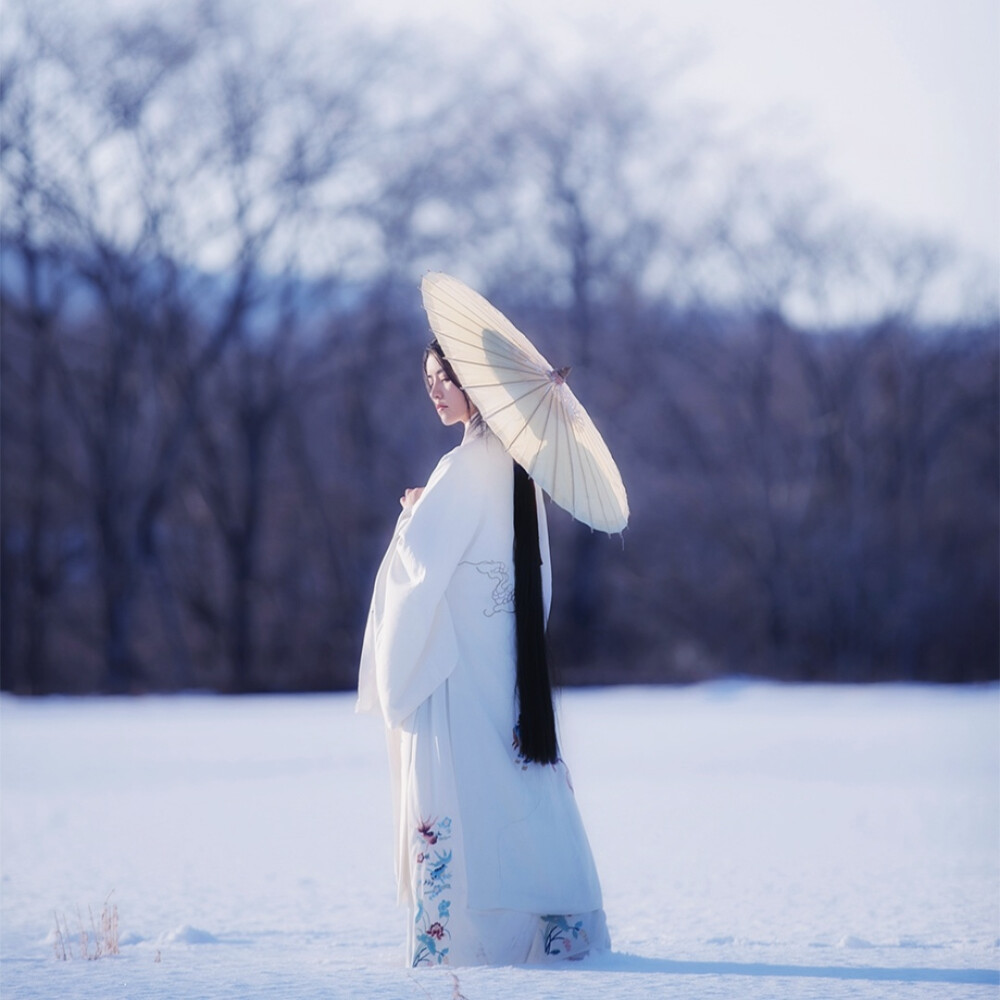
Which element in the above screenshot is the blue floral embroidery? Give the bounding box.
[541,914,587,957]
[413,817,453,967]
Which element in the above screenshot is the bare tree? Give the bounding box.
[0,1,386,690]
[2,5,994,694]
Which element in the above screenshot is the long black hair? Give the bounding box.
[424,340,558,764]
[513,461,559,764]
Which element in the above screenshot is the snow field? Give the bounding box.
[1,682,997,999]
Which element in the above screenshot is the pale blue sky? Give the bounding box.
[339,0,998,269]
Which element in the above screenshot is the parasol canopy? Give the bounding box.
[420,272,629,534]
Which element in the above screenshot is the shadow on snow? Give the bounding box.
[569,953,999,986]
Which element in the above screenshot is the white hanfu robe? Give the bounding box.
[358,427,609,967]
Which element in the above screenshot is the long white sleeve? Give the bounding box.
[360,441,488,728]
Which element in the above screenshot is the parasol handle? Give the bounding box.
[548,366,571,385]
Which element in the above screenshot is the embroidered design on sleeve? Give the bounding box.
[412,816,453,967]
[459,560,514,616]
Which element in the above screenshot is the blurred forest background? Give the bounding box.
[1,1,996,694]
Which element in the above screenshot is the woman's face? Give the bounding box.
[425,352,472,426]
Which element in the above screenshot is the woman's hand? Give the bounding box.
[400,486,424,510]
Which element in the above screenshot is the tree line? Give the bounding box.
[1,1,996,693]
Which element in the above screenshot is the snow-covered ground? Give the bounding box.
[1,682,997,999]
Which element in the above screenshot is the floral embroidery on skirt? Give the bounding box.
[412,817,454,966]
[540,914,588,958]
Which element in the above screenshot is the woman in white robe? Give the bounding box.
[358,342,609,967]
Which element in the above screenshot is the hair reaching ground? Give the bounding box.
[513,461,559,764]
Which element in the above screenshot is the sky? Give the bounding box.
[336,0,998,272]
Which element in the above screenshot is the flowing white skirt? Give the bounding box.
[397,686,610,968]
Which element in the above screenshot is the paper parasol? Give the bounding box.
[421,272,629,534]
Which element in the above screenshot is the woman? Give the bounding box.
[358,340,609,967]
